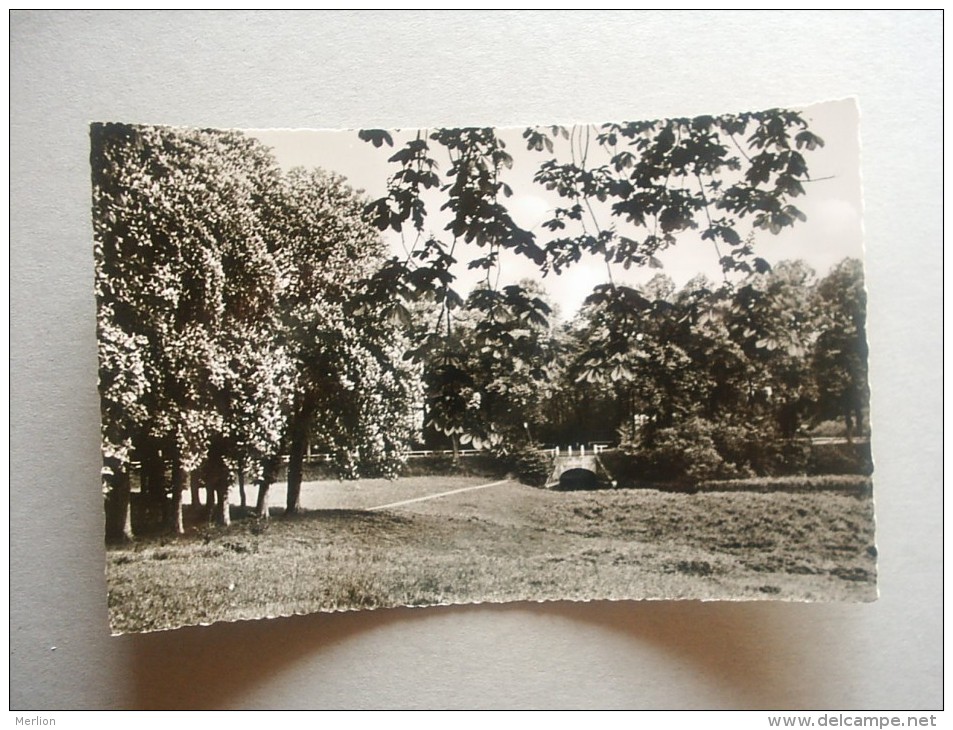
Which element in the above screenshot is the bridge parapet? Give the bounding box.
[554,454,600,472]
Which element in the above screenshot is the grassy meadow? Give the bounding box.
[106,476,877,634]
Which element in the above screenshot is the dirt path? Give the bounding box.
[184,475,506,513]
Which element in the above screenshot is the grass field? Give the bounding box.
[106,476,877,634]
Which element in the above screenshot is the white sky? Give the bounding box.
[248,98,863,321]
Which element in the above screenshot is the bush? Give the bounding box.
[596,449,641,487]
[771,438,812,475]
[504,447,553,487]
[713,421,809,476]
[711,422,762,475]
[614,417,816,486]
[636,418,748,484]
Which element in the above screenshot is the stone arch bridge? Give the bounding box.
[543,445,616,489]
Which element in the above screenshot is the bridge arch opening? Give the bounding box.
[558,467,600,491]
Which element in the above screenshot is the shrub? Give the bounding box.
[594,449,637,488]
[711,421,762,475]
[773,438,812,475]
[504,447,553,487]
[605,417,826,486]
[637,417,747,484]
[713,421,809,476]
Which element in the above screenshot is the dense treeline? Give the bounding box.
[416,259,868,483]
[93,124,419,540]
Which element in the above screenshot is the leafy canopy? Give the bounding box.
[358,109,824,313]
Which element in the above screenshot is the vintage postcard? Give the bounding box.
[94,98,875,634]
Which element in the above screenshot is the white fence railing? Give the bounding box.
[287,448,487,463]
[542,443,612,458]
[123,437,865,471]
[293,444,615,463]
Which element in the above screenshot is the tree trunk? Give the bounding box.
[210,453,231,527]
[104,462,133,543]
[256,455,277,519]
[205,474,217,519]
[255,481,270,520]
[286,409,311,515]
[450,433,460,467]
[238,466,247,510]
[778,399,799,440]
[216,482,231,526]
[140,440,167,530]
[169,463,185,535]
[190,473,202,507]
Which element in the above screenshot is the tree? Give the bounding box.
[411,278,552,456]
[97,311,149,542]
[812,258,869,440]
[94,125,423,533]
[566,279,700,448]
[268,168,417,513]
[308,308,421,480]
[672,274,750,424]
[549,261,828,477]
[94,108,831,537]
[725,260,818,439]
[92,123,290,532]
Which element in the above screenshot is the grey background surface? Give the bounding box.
[10,11,942,710]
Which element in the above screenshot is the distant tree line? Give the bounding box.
[418,260,869,484]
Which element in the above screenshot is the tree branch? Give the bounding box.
[695,172,730,285]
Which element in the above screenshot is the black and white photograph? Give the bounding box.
[95,98,876,636]
[14,9,943,712]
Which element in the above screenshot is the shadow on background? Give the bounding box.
[532,599,838,709]
[127,597,845,709]
[126,606,406,710]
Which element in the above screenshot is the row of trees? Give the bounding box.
[93,124,420,540]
